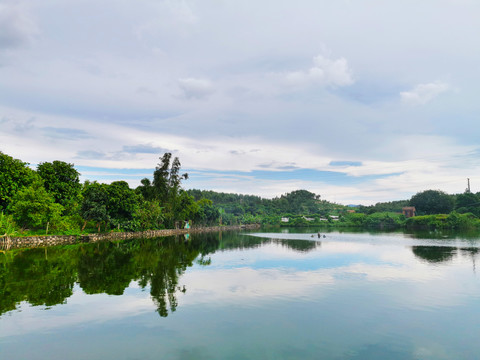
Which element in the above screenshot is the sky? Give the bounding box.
[1,0,479,205]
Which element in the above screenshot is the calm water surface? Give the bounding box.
[1,228,479,359]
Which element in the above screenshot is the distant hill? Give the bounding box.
[187,189,344,216]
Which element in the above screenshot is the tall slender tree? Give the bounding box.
[138,153,189,227]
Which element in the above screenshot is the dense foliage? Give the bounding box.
[410,189,455,215]
[1,152,195,234]
[37,161,81,214]
[9,179,64,230]
[0,152,39,211]
[356,200,410,214]
[187,189,342,220]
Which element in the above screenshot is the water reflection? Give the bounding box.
[272,239,320,253]
[1,229,480,319]
[345,343,412,360]
[2,229,480,360]
[411,246,457,264]
[1,232,303,317]
[405,228,480,240]
[0,237,205,317]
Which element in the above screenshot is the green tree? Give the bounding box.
[37,160,81,214]
[357,200,409,214]
[80,181,109,232]
[9,179,64,230]
[410,190,455,215]
[175,191,199,225]
[134,200,164,230]
[141,153,189,228]
[154,154,188,200]
[105,181,141,229]
[136,178,156,201]
[455,192,480,216]
[0,152,38,211]
[196,198,220,225]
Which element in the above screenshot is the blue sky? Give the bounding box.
[1,0,479,204]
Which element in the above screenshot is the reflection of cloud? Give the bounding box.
[181,267,335,304]
[177,238,478,312]
[0,283,155,338]
[400,81,449,105]
[179,259,469,311]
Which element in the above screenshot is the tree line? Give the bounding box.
[1,151,349,235]
[0,151,220,235]
[356,189,480,217]
[2,150,480,235]
[338,189,480,230]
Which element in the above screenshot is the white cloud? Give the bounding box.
[283,54,354,88]
[178,77,214,99]
[400,81,450,105]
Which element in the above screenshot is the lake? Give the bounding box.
[1,228,479,359]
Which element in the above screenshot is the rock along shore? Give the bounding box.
[0,224,261,250]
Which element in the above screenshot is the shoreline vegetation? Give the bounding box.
[2,151,480,247]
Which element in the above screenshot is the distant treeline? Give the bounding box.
[186,189,343,224]
[337,212,480,230]
[336,188,480,230]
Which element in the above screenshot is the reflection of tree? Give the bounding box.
[193,231,322,253]
[459,248,479,273]
[0,237,205,317]
[459,247,479,256]
[134,238,198,317]
[273,239,320,253]
[0,248,77,314]
[411,246,456,264]
[0,231,328,317]
[77,243,135,295]
[406,229,480,240]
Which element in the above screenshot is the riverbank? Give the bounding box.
[0,224,261,250]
